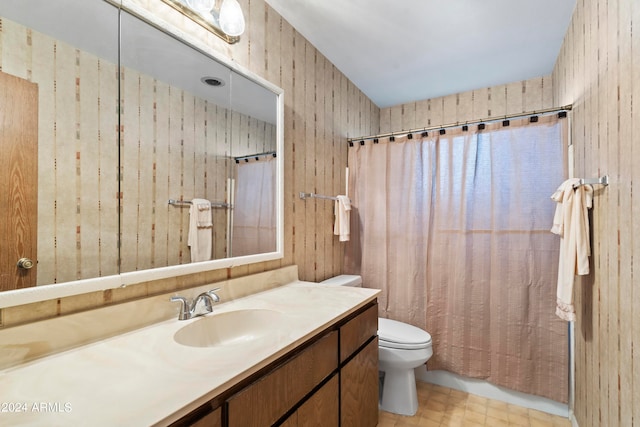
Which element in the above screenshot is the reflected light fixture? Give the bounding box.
[186,0,215,14]
[218,0,245,37]
[171,0,246,43]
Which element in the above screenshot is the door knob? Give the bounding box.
[17,258,34,270]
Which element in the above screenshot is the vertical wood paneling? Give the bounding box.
[617,0,633,424]
[442,94,457,124]
[553,0,639,425]
[314,54,327,280]
[381,76,554,133]
[631,2,640,424]
[278,12,294,269]
[78,51,100,279]
[120,68,137,274]
[139,74,155,267]
[55,42,77,283]
[292,29,306,277]
[303,42,316,280]
[155,81,170,267]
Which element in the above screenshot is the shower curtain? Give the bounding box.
[232,156,277,256]
[345,114,569,403]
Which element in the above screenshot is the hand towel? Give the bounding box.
[550,179,593,321]
[195,200,213,227]
[188,198,213,262]
[333,195,351,242]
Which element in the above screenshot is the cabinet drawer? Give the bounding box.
[339,303,377,362]
[227,331,338,427]
[189,406,221,427]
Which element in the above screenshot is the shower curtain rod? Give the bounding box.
[347,104,573,144]
[234,151,277,163]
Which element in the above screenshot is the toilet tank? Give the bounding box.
[320,275,363,287]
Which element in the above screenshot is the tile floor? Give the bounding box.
[377,382,572,427]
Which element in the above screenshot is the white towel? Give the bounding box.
[333,195,351,242]
[195,201,213,227]
[550,179,593,321]
[188,198,213,262]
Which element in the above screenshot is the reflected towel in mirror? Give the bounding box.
[188,198,213,262]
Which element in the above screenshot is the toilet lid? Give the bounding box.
[378,318,432,350]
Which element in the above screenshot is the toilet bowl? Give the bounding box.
[319,275,433,416]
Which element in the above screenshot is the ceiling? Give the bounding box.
[265,0,577,108]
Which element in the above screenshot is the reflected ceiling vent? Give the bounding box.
[201,76,225,87]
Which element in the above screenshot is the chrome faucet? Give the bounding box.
[170,288,221,320]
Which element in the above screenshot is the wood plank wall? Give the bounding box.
[220,0,380,281]
[380,76,554,133]
[0,0,379,326]
[553,0,639,425]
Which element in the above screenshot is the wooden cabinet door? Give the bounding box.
[297,375,339,427]
[0,71,38,291]
[279,375,339,427]
[340,338,379,427]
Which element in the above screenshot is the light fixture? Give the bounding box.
[186,0,215,14]
[162,0,246,43]
[218,0,245,37]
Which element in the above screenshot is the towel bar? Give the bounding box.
[573,175,609,188]
[168,199,231,208]
[299,192,340,201]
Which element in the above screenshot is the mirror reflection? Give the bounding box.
[0,0,280,292]
[0,0,120,291]
[119,9,233,270]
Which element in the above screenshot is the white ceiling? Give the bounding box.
[265,0,577,108]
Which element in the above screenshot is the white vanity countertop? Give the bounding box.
[0,281,379,426]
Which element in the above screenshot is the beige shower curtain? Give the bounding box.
[232,156,277,256]
[345,114,569,403]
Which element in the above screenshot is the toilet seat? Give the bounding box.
[378,317,432,350]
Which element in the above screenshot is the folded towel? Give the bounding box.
[188,198,213,262]
[333,195,351,242]
[550,179,593,321]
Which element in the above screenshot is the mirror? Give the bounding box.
[0,0,121,290]
[0,0,283,304]
[118,9,234,271]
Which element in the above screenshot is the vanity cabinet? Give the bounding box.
[176,301,378,427]
[227,331,339,426]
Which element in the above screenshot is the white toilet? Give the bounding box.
[320,275,433,416]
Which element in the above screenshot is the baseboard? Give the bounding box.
[416,367,569,418]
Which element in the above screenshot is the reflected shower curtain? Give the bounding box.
[345,115,569,402]
[232,156,276,256]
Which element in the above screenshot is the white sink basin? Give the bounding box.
[173,309,284,348]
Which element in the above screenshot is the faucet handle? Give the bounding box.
[170,296,191,320]
[206,287,221,302]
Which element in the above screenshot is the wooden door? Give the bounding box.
[0,71,38,291]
